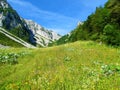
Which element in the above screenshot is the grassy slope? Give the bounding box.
[0,41,120,90]
[0,32,24,47]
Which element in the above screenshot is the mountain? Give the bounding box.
[25,20,61,46]
[55,0,120,46]
[0,0,60,47]
[0,0,36,45]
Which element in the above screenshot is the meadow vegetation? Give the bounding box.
[0,41,120,90]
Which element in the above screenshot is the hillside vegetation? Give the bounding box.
[0,41,120,90]
[0,31,23,47]
[0,28,36,48]
[55,0,120,46]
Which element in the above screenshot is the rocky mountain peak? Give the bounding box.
[25,19,61,46]
[77,21,83,26]
[0,0,10,9]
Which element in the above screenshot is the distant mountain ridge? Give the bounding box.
[25,20,61,46]
[0,0,61,47]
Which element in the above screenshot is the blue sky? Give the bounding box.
[8,0,108,35]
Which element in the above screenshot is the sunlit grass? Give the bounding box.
[0,41,120,90]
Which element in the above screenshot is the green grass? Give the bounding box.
[0,32,24,47]
[0,41,120,90]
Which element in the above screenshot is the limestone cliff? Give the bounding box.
[25,20,61,46]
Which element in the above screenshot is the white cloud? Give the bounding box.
[7,0,78,35]
[47,28,70,35]
[8,0,77,20]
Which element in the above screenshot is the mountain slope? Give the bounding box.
[0,28,36,48]
[0,0,60,47]
[56,0,120,46]
[0,0,36,45]
[0,30,23,47]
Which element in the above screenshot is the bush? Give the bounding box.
[0,52,27,65]
[101,24,120,46]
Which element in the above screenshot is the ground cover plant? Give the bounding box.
[0,41,120,90]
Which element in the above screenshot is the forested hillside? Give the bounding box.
[55,0,120,46]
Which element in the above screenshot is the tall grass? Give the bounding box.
[0,41,120,90]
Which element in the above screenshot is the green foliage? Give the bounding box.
[110,7,120,25]
[9,26,29,43]
[0,8,15,15]
[49,34,70,46]
[79,7,110,41]
[57,0,120,46]
[0,8,3,12]
[105,0,120,8]
[56,34,69,44]
[101,64,120,76]
[0,32,24,47]
[1,7,30,44]
[101,24,120,46]
[0,53,18,65]
[69,25,89,41]
[3,8,15,14]
[0,52,27,65]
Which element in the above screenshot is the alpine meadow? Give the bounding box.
[0,0,120,90]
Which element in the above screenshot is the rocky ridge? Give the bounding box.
[25,20,61,46]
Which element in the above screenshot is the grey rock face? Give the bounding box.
[0,0,9,9]
[0,12,4,26]
[25,20,61,46]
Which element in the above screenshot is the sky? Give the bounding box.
[7,0,108,35]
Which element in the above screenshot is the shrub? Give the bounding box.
[101,24,120,46]
[0,52,27,65]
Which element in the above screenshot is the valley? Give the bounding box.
[0,0,120,89]
[0,41,120,90]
